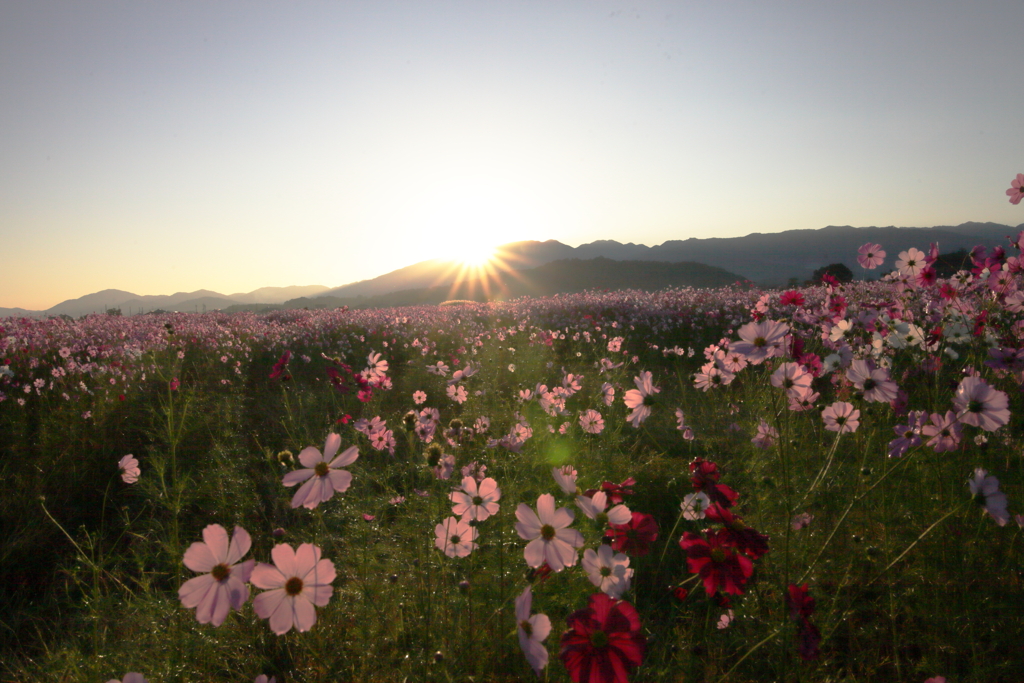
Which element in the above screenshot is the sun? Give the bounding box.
[458,240,497,268]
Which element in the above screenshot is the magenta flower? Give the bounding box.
[515,494,584,571]
[251,543,335,634]
[118,454,140,484]
[1007,173,1024,205]
[178,524,255,626]
[822,401,860,434]
[559,593,645,683]
[857,242,886,269]
[435,516,479,557]
[953,376,1010,432]
[282,433,359,509]
[516,585,551,675]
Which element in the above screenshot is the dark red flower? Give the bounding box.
[671,586,689,601]
[269,350,291,380]
[786,583,815,622]
[606,512,658,557]
[559,593,645,683]
[679,530,754,596]
[689,459,739,508]
[584,477,637,505]
[796,621,821,661]
[704,503,770,560]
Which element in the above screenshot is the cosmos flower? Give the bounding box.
[118,454,140,484]
[516,585,551,676]
[846,359,899,403]
[178,524,255,627]
[251,542,335,635]
[896,248,927,277]
[1007,173,1024,205]
[623,371,659,427]
[106,675,147,683]
[731,320,790,365]
[559,593,645,683]
[968,468,1010,526]
[552,465,578,495]
[822,401,860,434]
[582,544,633,598]
[922,411,962,453]
[953,376,1010,432]
[605,512,658,557]
[680,530,754,596]
[576,491,631,527]
[857,243,886,269]
[515,494,584,571]
[450,476,501,522]
[680,492,711,520]
[413,390,427,404]
[434,516,479,558]
[579,409,605,434]
[282,434,359,509]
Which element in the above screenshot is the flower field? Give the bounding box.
[2,236,1024,682]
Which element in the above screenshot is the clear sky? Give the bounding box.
[2,1,1021,310]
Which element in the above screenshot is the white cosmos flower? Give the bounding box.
[515,494,584,571]
[581,544,633,598]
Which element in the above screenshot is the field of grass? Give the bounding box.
[2,243,1022,682]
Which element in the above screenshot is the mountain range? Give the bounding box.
[5,221,1021,318]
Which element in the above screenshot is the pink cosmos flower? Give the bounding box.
[623,371,659,427]
[968,468,1009,526]
[770,362,812,398]
[576,491,631,527]
[1007,173,1024,205]
[857,243,886,269]
[601,382,615,406]
[251,543,335,635]
[896,248,926,277]
[450,476,501,522]
[953,376,1010,432]
[822,401,860,434]
[579,409,605,434]
[515,585,551,675]
[179,524,255,627]
[552,465,578,495]
[434,516,479,557]
[106,675,148,683]
[731,320,790,365]
[118,454,140,484]
[282,434,359,509]
[447,384,468,404]
[922,411,962,452]
[515,494,584,571]
[413,390,427,404]
[582,544,633,598]
[846,359,899,403]
[751,419,778,449]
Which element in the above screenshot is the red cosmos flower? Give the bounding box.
[605,512,658,557]
[786,583,815,621]
[585,477,637,505]
[704,504,770,560]
[689,459,739,508]
[680,530,754,596]
[559,593,645,683]
[269,350,291,380]
[779,290,805,307]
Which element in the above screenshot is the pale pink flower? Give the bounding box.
[251,543,335,634]
[1007,173,1024,205]
[968,468,1009,526]
[896,248,926,277]
[450,476,501,521]
[434,516,478,557]
[575,491,631,527]
[922,411,962,452]
[601,382,615,406]
[608,336,624,352]
[582,544,633,598]
[433,453,455,480]
[788,387,819,412]
[857,242,886,269]
[717,610,735,629]
[732,320,790,365]
[623,371,659,427]
[118,454,140,484]
[413,390,427,404]
[515,585,551,675]
[923,677,946,683]
[579,409,605,434]
[846,359,899,403]
[179,525,255,626]
[426,361,449,376]
[752,419,778,449]
[369,428,396,454]
[681,492,710,520]
[515,493,584,571]
[552,465,578,495]
[447,384,468,404]
[770,362,812,398]
[365,351,388,382]
[106,675,147,683]
[791,512,814,530]
[822,401,860,433]
[953,376,1010,432]
[254,676,278,683]
[282,434,359,509]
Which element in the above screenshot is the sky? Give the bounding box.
[1,1,1022,310]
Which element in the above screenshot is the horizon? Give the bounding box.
[2,1,1021,310]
